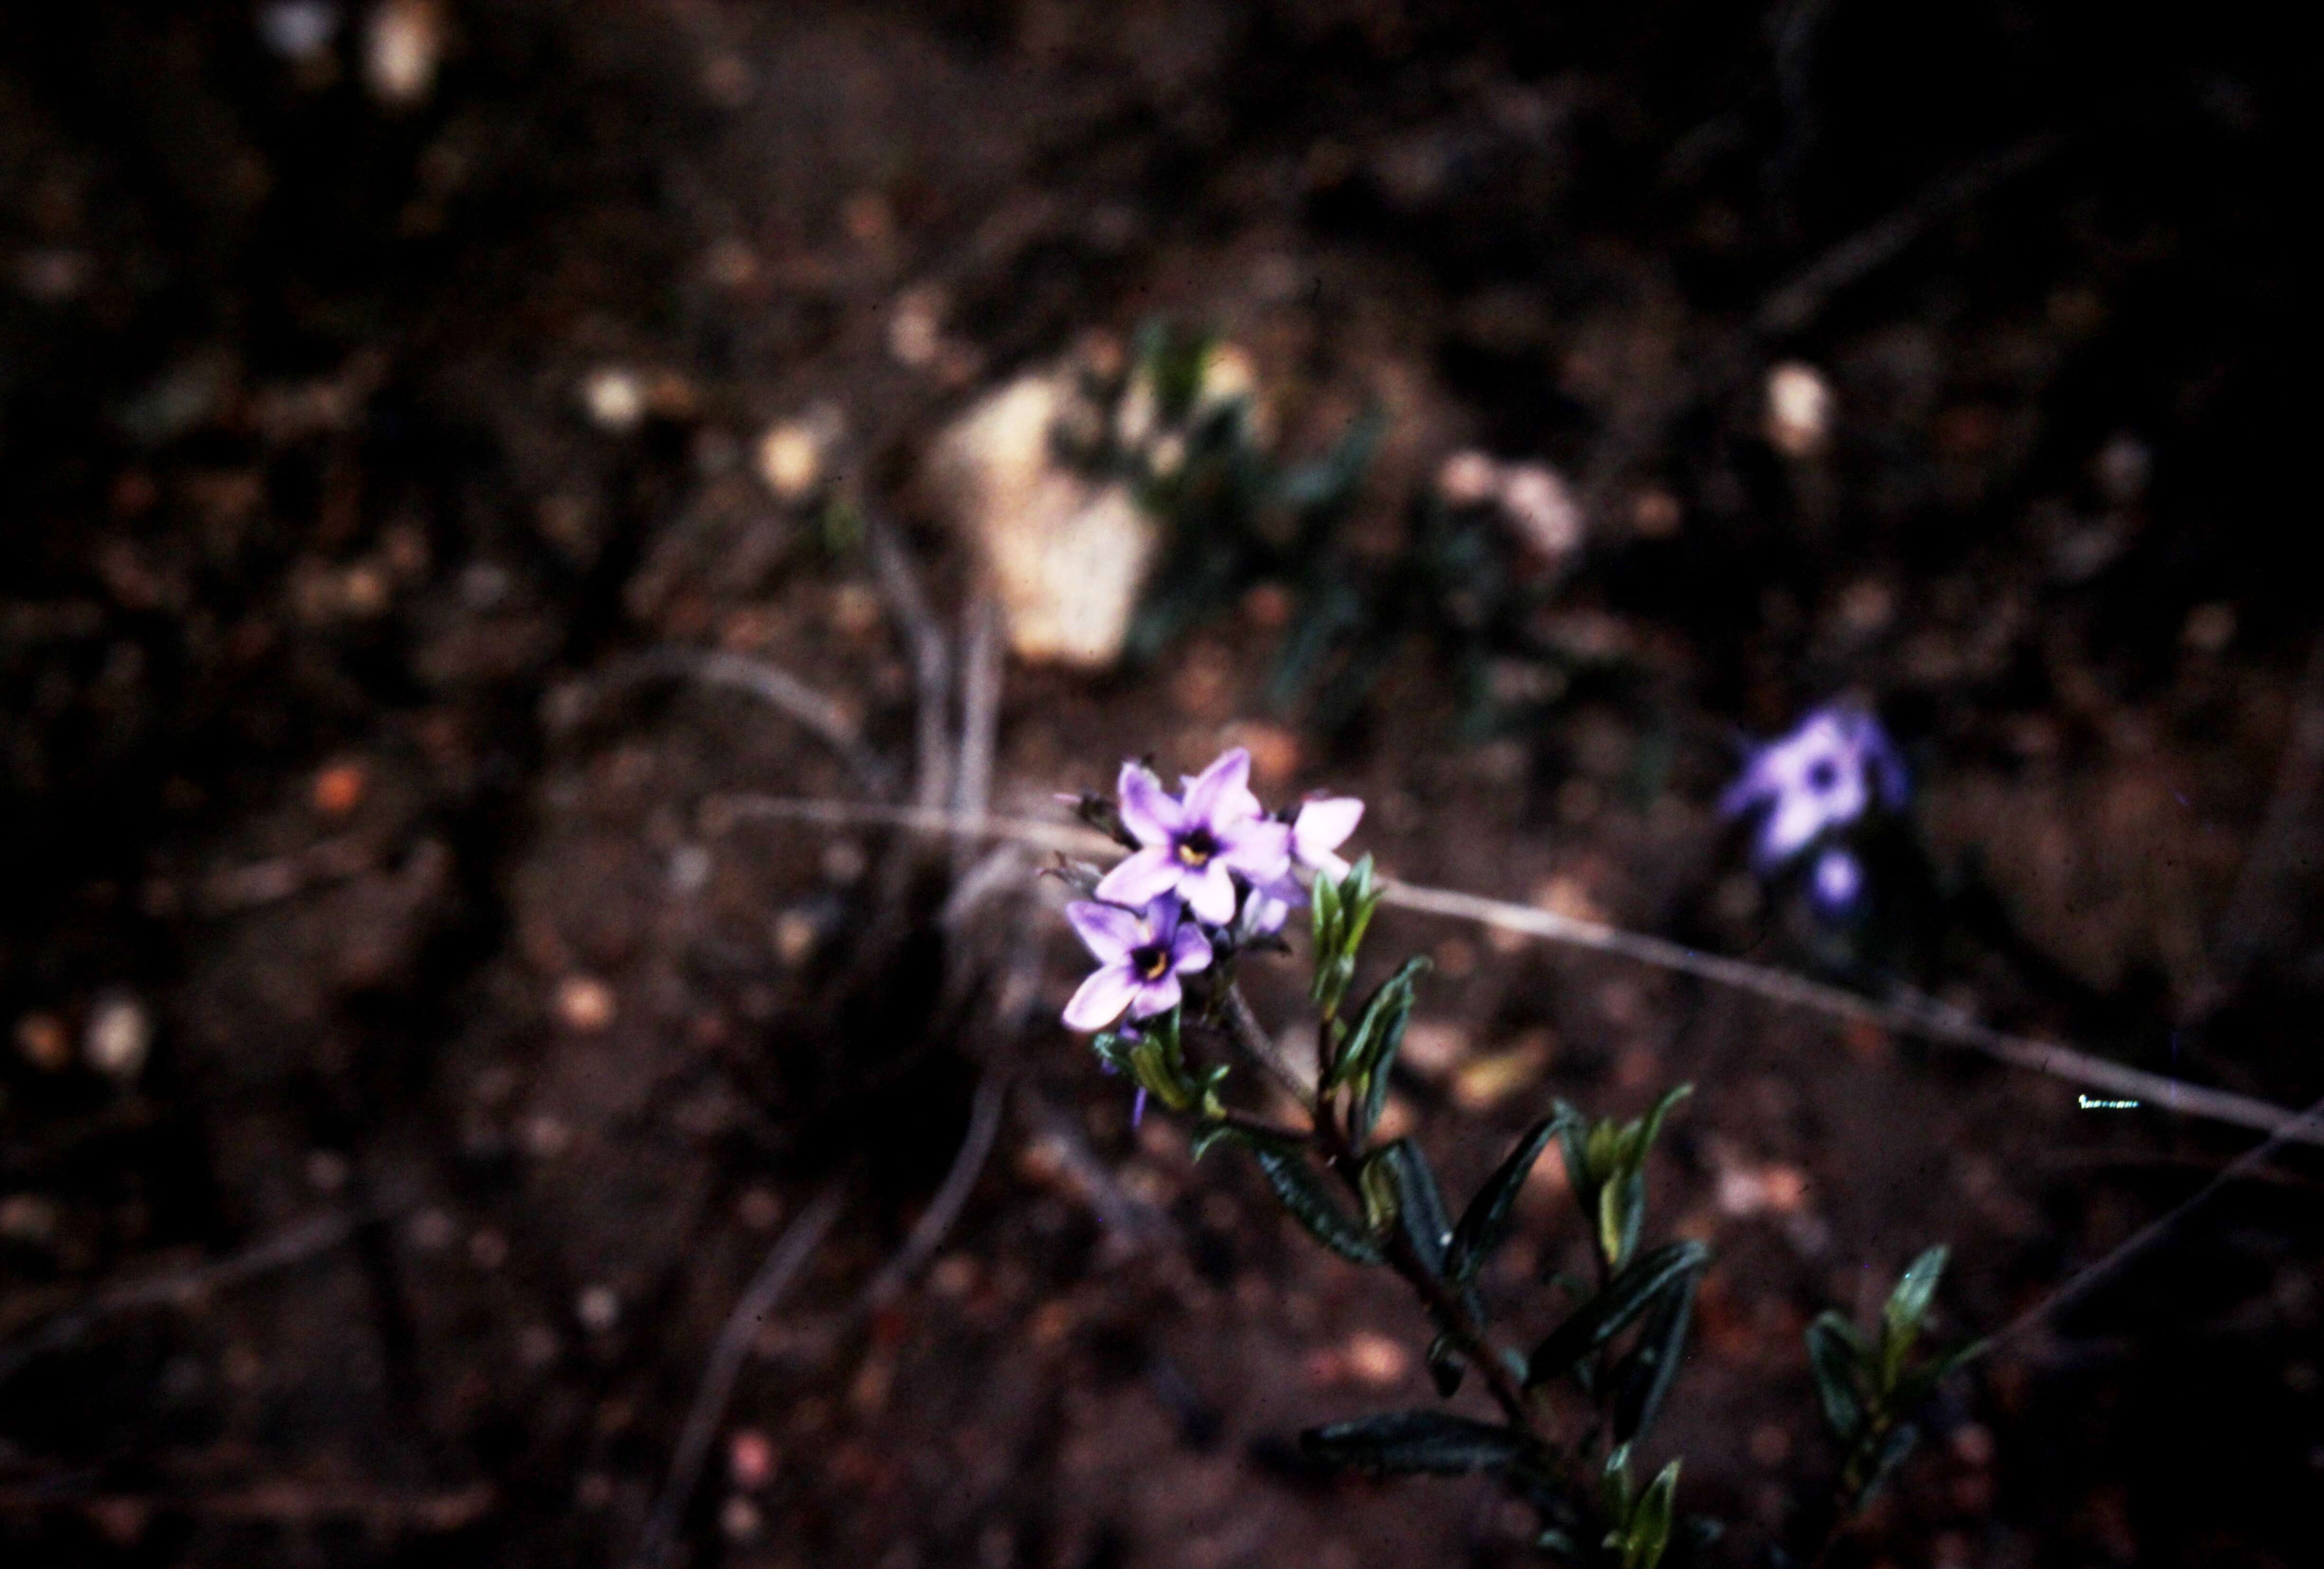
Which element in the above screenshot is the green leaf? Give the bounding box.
[1251,1144,1383,1265]
[1425,1333,1466,1397]
[1596,1176,1629,1273]
[1329,956,1429,1090]
[1447,1117,1559,1286]
[1526,1241,1711,1389]
[1600,1444,1634,1522]
[1624,1460,1680,1569]
[1612,1266,1698,1445]
[1300,1410,1529,1476]
[1881,1245,1949,1385]
[1374,1139,1453,1276]
[1805,1312,1866,1443]
[1856,1421,1920,1506]
[1632,1083,1694,1164]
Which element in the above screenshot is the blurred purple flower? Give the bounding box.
[1095,748,1293,925]
[1720,706,1906,868]
[1809,847,1865,917]
[1063,898,1213,1031]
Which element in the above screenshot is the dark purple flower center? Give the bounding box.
[1133,943,1172,981]
[1806,758,1840,793]
[1174,827,1218,867]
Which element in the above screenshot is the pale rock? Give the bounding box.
[927,372,1158,669]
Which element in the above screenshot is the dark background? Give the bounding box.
[1,4,2313,1566]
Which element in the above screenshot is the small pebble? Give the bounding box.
[14,1013,72,1072]
[1764,361,1832,458]
[84,996,152,1080]
[1437,449,1502,506]
[312,760,367,816]
[581,367,646,432]
[469,1228,509,1269]
[719,1495,763,1542]
[1343,1330,1411,1387]
[518,1323,562,1367]
[576,1284,621,1333]
[728,1428,778,1489]
[555,975,617,1031]
[364,0,442,104]
[0,1193,61,1245]
[258,1,341,62]
[736,1187,783,1230]
[1497,462,1584,560]
[407,1209,456,1251]
[771,911,818,967]
[755,422,822,501]
[304,1150,350,1193]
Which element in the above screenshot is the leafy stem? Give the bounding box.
[1218,980,1542,1436]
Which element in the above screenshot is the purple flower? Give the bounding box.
[1063,898,1213,1031]
[1809,847,1865,917]
[1240,794,1366,935]
[1095,748,1293,925]
[1720,706,1906,868]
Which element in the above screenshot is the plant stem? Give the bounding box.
[1220,981,1541,1437]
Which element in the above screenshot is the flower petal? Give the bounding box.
[1216,817,1292,879]
[1096,845,1181,908]
[1127,972,1184,1019]
[1182,860,1238,925]
[1116,763,1182,845]
[1169,919,1214,975]
[1180,747,1252,824]
[1291,797,1364,866]
[1065,900,1144,964]
[1063,962,1143,1031]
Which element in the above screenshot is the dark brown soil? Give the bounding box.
[2,5,2314,1568]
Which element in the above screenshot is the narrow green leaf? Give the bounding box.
[1447,1117,1559,1285]
[1805,1311,1866,1443]
[1526,1241,1711,1389]
[1881,1245,1949,1383]
[1612,1266,1698,1444]
[1374,1138,1453,1276]
[1300,1409,1528,1476]
[1252,1145,1383,1264]
[1330,956,1429,1090]
[1856,1421,1920,1506]
[1600,1443,1634,1522]
[1596,1177,1628,1273]
[1189,1120,1237,1163]
[1358,1151,1401,1234]
[1633,1083,1694,1163]
[1891,1336,1991,1417]
[1338,855,1381,960]
[1624,1460,1680,1569]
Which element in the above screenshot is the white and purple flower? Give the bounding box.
[1720,706,1906,869]
[1062,897,1214,1031]
[1095,748,1293,925]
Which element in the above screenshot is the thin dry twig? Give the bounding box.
[863,513,953,813]
[632,1180,849,1569]
[587,648,892,792]
[862,1073,1011,1311]
[1995,1089,2324,1353]
[1755,131,2065,338]
[0,1205,387,1389]
[952,591,1004,876]
[701,795,2324,1146]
